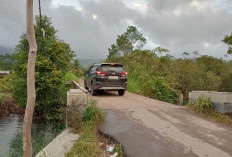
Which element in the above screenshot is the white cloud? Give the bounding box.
[1,0,232,59]
[204,42,210,48]
[190,0,208,11]
[92,14,98,20]
[52,0,80,10]
[134,3,148,11]
[78,8,83,12]
[124,2,148,13]
[173,9,181,16]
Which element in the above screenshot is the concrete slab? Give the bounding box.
[35,129,79,157]
[67,89,88,106]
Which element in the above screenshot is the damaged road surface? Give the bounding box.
[81,81,232,157]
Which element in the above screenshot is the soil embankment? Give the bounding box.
[0,96,24,117]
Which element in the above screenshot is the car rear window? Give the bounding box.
[100,64,125,73]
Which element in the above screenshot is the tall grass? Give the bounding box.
[0,94,7,105]
[8,121,65,157]
[65,101,107,157]
[65,72,78,82]
[188,96,232,124]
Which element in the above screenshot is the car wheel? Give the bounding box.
[118,90,125,96]
[91,83,97,96]
[84,80,88,90]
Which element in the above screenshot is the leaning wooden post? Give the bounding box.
[23,0,37,156]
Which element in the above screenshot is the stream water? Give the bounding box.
[0,115,65,157]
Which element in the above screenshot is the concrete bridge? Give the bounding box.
[78,79,232,157]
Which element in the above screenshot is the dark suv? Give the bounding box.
[84,63,128,96]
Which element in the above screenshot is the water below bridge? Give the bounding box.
[0,115,64,157]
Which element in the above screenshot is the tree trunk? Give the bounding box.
[23,0,37,156]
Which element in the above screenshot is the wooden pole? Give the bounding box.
[23,0,37,156]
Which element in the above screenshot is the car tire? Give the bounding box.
[118,90,125,96]
[91,83,97,96]
[84,80,88,90]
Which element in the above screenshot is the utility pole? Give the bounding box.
[23,0,37,156]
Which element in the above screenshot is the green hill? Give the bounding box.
[78,59,105,68]
[0,47,14,55]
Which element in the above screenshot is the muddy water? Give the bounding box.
[0,115,64,157]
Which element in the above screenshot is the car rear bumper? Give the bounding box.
[96,86,126,90]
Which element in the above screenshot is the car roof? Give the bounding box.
[92,63,123,66]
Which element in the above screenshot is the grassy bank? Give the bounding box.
[188,105,232,125]
[188,96,232,125]
[65,101,123,157]
[65,72,78,82]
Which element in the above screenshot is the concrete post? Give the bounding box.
[178,94,183,105]
[66,89,89,127]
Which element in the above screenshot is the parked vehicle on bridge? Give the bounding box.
[84,63,128,96]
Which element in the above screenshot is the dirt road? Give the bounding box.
[80,80,232,157]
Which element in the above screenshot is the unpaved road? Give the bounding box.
[80,80,232,157]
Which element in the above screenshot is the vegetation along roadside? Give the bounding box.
[105,25,232,124]
[63,100,124,157]
[188,95,232,125]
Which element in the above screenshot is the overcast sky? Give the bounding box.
[0,0,232,59]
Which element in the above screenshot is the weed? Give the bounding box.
[188,95,232,124]
[191,95,212,114]
[0,94,7,105]
[66,104,107,157]
[65,72,78,82]
[66,124,103,157]
[83,104,105,123]
[114,144,123,157]
[0,75,13,93]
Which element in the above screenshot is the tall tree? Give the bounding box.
[222,33,232,54]
[153,47,169,56]
[107,44,120,60]
[13,16,74,116]
[107,26,146,59]
[23,0,37,156]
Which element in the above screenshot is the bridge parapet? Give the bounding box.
[189,91,232,113]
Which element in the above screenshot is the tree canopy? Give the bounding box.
[107,27,232,103]
[223,33,232,54]
[13,16,74,117]
[0,53,16,71]
[107,26,146,59]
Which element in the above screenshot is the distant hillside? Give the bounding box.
[78,59,105,68]
[0,47,14,55]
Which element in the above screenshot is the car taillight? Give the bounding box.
[96,71,108,75]
[120,72,128,76]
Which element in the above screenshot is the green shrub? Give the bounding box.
[66,100,108,157]
[0,94,7,104]
[0,75,13,93]
[191,95,212,114]
[12,77,27,107]
[188,96,232,124]
[12,16,74,118]
[148,76,179,104]
[83,100,105,123]
[65,72,78,81]
[199,95,212,108]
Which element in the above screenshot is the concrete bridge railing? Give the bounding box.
[189,91,232,113]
